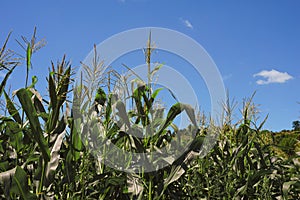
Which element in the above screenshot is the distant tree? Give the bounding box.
[292,120,300,131]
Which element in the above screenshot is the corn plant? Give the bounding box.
[0,29,299,200]
[0,29,71,199]
[72,34,204,199]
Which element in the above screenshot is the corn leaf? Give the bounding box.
[45,131,65,186]
[16,88,50,162]
[0,64,17,97]
[4,90,21,124]
[10,166,37,200]
[48,74,57,109]
[0,167,16,185]
[158,103,197,135]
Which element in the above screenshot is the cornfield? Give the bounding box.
[0,29,299,200]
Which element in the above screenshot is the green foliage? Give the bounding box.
[16,88,50,162]
[0,30,299,199]
[10,166,37,199]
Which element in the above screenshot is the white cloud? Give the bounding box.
[253,69,293,85]
[180,18,193,29]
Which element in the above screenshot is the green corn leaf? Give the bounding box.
[10,166,37,200]
[48,74,57,109]
[257,114,268,131]
[188,135,205,151]
[117,130,145,153]
[132,86,145,118]
[29,75,38,88]
[70,118,83,161]
[165,103,182,121]
[6,121,23,152]
[158,103,197,135]
[16,88,50,162]
[33,95,48,122]
[247,169,272,187]
[106,176,126,186]
[105,93,114,123]
[150,88,163,104]
[4,90,22,124]
[157,103,181,135]
[283,181,297,197]
[253,142,267,168]
[141,86,151,111]
[0,64,17,97]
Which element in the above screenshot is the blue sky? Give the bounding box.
[1,0,300,131]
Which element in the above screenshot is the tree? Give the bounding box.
[292,120,300,131]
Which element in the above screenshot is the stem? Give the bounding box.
[146,32,152,98]
[25,67,29,88]
[147,32,151,85]
[148,175,153,200]
[38,160,48,196]
[100,132,106,174]
[108,71,111,93]
[21,43,31,126]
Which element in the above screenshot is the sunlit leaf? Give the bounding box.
[16,88,50,162]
